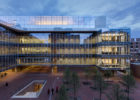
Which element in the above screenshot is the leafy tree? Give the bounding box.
[92,67,98,75]
[104,70,113,81]
[92,67,99,89]
[92,70,99,89]
[56,85,68,100]
[71,72,80,100]
[63,67,71,84]
[121,73,136,100]
[95,71,108,100]
[106,84,125,100]
[84,67,92,84]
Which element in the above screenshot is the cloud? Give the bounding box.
[131,23,140,29]
[131,28,140,38]
[0,0,139,37]
[109,15,134,28]
[0,0,139,16]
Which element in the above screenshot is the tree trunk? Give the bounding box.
[127,86,129,100]
[127,79,130,100]
[74,90,76,100]
[74,82,77,100]
[100,83,102,100]
[100,90,102,100]
[117,88,118,100]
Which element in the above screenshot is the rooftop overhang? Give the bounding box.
[0,23,100,34]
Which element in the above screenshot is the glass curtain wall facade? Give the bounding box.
[0,16,130,72]
[0,27,18,71]
[96,30,130,70]
[18,33,96,66]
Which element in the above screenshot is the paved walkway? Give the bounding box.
[0,69,140,100]
[0,72,56,100]
[0,70,25,88]
[131,78,140,100]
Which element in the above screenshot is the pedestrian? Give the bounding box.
[51,88,54,95]
[48,89,50,95]
[5,82,8,87]
[56,86,59,93]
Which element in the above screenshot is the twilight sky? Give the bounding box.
[0,0,140,38]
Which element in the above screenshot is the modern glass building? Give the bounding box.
[0,16,130,73]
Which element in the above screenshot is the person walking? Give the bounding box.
[47,89,50,95]
[5,82,8,87]
[56,86,59,93]
[51,88,54,95]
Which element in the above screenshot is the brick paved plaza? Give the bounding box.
[0,67,140,100]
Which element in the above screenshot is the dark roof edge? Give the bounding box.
[0,23,99,33]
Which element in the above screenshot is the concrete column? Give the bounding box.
[52,66,57,74]
[12,67,18,72]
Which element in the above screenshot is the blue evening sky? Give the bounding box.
[0,0,139,38]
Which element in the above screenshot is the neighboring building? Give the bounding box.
[0,16,130,73]
[131,63,140,78]
[130,38,140,62]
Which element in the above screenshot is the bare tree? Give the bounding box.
[121,73,136,100]
[56,85,68,100]
[71,72,80,100]
[95,71,108,100]
[104,70,113,81]
[106,84,125,100]
[63,67,71,84]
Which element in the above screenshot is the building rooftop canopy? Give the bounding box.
[0,16,107,31]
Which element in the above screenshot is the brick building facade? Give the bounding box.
[131,38,140,62]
